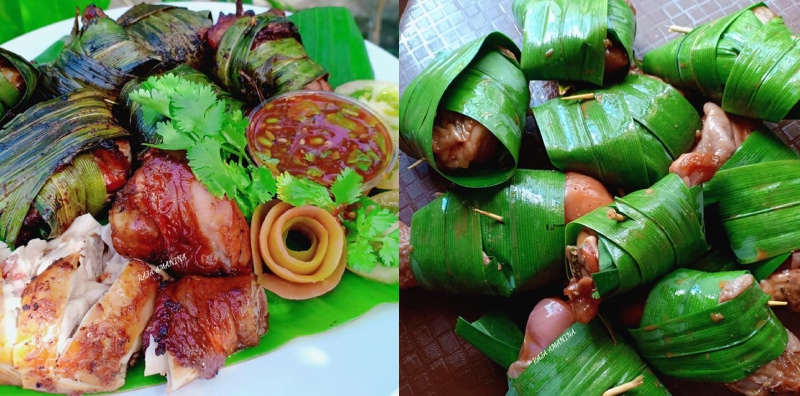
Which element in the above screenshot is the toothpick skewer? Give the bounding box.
[602,375,644,396]
[407,158,425,170]
[668,25,693,34]
[607,208,626,222]
[473,208,504,223]
[769,301,788,307]
[561,93,596,101]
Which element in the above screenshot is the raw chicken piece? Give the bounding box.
[142,274,268,392]
[110,149,251,276]
[431,110,500,170]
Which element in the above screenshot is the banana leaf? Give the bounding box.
[0,48,37,125]
[642,3,800,122]
[512,320,668,395]
[0,89,130,249]
[410,170,565,296]
[703,159,800,264]
[512,0,635,85]
[720,127,800,172]
[214,11,328,103]
[117,3,213,72]
[400,32,529,188]
[566,173,707,299]
[38,6,161,101]
[534,74,700,190]
[631,268,787,382]
[119,64,243,147]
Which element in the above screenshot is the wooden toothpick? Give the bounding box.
[473,208,504,223]
[561,93,596,101]
[406,158,425,170]
[769,301,788,307]
[668,25,693,34]
[602,375,644,396]
[607,208,626,222]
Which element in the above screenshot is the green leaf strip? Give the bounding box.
[455,312,524,369]
[0,48,38,125]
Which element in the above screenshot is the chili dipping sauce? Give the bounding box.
[247,91,396,187]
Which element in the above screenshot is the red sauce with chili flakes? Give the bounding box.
[246,91,395,187]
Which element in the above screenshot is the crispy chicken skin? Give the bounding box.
[54,259,159,394]
[110,149,251,276]
[13,253,80,392]
[142,274,268,391]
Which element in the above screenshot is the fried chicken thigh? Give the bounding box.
[110,149,251,276]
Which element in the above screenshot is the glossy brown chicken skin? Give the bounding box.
[110,149,251,276]
[142,274,268,389]
[54,259,159,394]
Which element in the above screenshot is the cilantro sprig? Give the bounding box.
[130,74,276,218]
[276,168,399,272]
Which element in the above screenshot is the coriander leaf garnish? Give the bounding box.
[130,74,276,218]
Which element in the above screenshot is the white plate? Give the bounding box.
[1,3,399,396]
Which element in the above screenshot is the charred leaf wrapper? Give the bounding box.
[410,170,565,296]
[38,7,160,101]
[0,89,130,249]
[400,32,529,188]
[511,320,667,395]
[0,48,38,125]
[512,0,635,85]
[117,3,213,72]
[534,74,701,190]
[120,64,243,147]
[643,3,800,122]
[567,173,708,299]
[215,12,328,103]
[703,160,800,269]
[630,269,787,381]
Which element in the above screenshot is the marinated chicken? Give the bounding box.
[431,110,500,170]
[759,252,800,311]
[564,230,602,324]
[721,274,800,395]
[110,149,251,276]
[508,298,575,379]
[142,274,268,392]
[399,222,416,289]
[0,56,23,92]
[670,102,759,187]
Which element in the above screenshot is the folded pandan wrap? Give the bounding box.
[120,64,243,146]
[566,174,708,322]
[642,3,800,122]
[630,269,787,382]
[0,90,131,249]
[38,5,161,100]
[534,74,701,190]
[400,33,529,188]
[214,10,329,103]
[117,4,213,71]
[410,170,567,296]
[0,48,37,125]
[511,0,635,85]
[703,160,800,276]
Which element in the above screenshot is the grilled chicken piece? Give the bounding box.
[13,254,82,391]
[142,274,268,392]
[54,259,159,393]
[110,149,251,276]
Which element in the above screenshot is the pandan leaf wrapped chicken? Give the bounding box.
[0,89,132,249]
[400,33,530,188]
[119,64,243,146]
[565,173,708,323]
[0,48,37,125]
[211,4,331,103]
[512,0,636,85]
[534,74,701,190]
[703,160,800,267]
[117,3,213,71]
[458,298,668,396]
[403,170,613,296]
[631,269,800,395]
[38,5,161,100]
[642,3,800,122]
